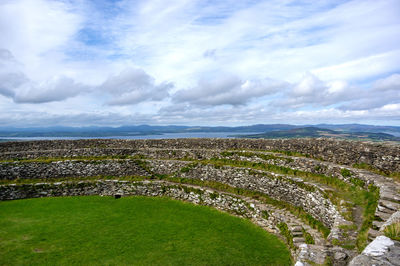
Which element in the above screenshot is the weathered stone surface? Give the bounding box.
[1,138,399,265]
[160,161,340,228]
[363,236,394,256]
[380,200,400,212]
[0,156,342,229]
[0,160,149,180]
[381,211,400,231]
[0,180,255,216]
[296,244,330,265]
[334,251,348,261]
[349,236,400,266]
[0,138,398,173]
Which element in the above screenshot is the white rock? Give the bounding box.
[362,236,394,257]
[299,243,308,249]
[380,210,400,231]
[294,261,304,266]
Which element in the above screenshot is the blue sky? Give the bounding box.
[0,0,399,127]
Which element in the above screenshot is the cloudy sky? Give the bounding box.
[0,0,399,127]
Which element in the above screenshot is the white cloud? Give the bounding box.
[14,76,88,103]
[373,73,400,91]
[106,0,400,84]
[98,68,173,105]
[275,73,357,109]
[0,49,89,103]
[0,49,26,97]
[292,74,324,97]
[379,103,400,111]
[0,72,25,98]
[173,75,287,106]
[0,0,400,126]
[312,50,400,82]
[338,74,400,110]
[0,0,84,77]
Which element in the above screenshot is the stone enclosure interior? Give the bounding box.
[0,138,399,266]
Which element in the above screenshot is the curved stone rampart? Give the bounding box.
[0,138,399,173]
[0,180,255,217]
[147,159,340,228]
[130,148,375,187]
[0,157,340,228]
[1,139,399,265]
[0,145,377,188]
[0,179,346,262]
[0,159,149,180]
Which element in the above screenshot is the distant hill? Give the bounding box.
[315,124,400,137]
[0,124,399,140]
[235,127,400,141]
[0,124,299,137]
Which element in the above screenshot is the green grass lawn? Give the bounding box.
[0,196,291,265]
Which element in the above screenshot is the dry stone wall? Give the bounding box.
[147,159,340,228]
[1,139,399,266]
[0,138,399,173]
[0,159,149,180]
[0,179,344,262]
[0,156,340,228]
[123,148,374,187]
[0,180,256,218]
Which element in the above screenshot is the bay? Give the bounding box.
[0,132,260,141]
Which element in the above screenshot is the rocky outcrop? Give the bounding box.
[349,236,400,266]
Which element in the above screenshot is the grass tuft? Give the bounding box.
[302,228,315,244]
[277,222,295,249]
[384,223,400,241]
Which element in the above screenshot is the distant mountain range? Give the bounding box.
[234,127,400,141]
[0,124,297,137]
[0,124,399,141]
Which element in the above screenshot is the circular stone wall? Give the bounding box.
[1,138,399,265]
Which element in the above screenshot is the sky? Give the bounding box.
[0,0,399,127]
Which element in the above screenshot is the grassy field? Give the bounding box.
[0,196,291,265]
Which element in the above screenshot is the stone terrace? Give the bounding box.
[0,138,399,266]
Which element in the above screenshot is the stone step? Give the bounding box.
[379,199,400,211]
[377,205,396,214]
[368,229,382,238]
[372,220,384,230]
[292,231,303,237]
[314,238,327,246]
[293,237,305,244]
[381,191,400,203]
[368,229,382,241]
[289,225,303,232]
[375,211,392,221]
